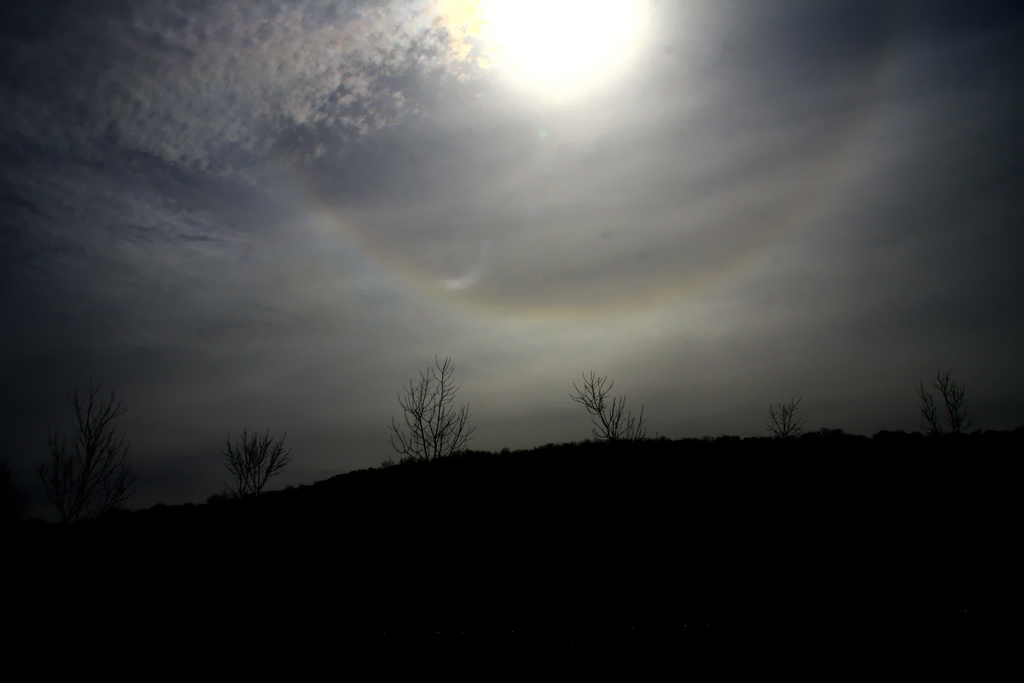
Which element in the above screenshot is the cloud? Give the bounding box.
[1,0,481,178]
[2,1,1023,515]
[302,36,889,314]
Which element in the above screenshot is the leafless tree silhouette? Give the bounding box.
[916,369,972,435]
[388,356,476,462]
[223,427,292,497]
[766,396,806,439]
[39,381,136,522]
[571,372,647,442]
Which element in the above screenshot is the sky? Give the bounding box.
[2,0,1023,515]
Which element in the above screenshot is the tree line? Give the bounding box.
[4,363,978,523]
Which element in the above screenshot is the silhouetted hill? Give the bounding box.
[6,432,1019,657]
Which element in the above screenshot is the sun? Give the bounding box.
[477,0,652,104]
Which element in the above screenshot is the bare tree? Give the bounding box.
[388,356,476,462]
[223,427,292,497]
[766,396,806,439]
[39,381,136,523]
[571,372,647,442]
[916,369,972,435]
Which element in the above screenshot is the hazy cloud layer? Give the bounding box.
[2,1,1022,515]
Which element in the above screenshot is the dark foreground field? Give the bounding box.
[6,432,1018,661]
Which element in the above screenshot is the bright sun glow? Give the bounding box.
[478,0,652,104]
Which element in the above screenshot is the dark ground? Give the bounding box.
[5,433,1018,666]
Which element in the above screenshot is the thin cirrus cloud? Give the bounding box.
[1,1,1022,513]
